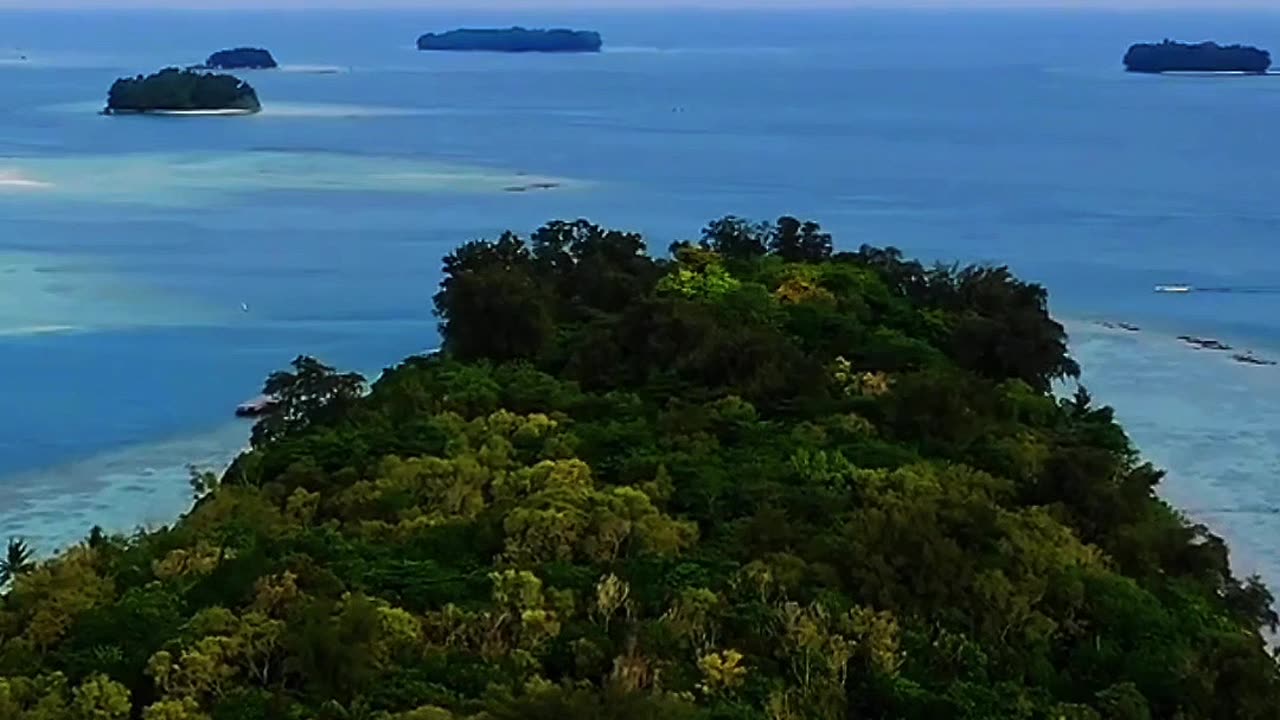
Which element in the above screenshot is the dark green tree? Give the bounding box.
[769,215,833,262]
[0,537,33,585]
[701,215,769,261]
[434,233,555,362]
[252,355,366,447]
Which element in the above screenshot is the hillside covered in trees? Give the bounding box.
[2,216,1278,719]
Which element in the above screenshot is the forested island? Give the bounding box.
[417,27,603,53]
[203,47,278,70]
[1,216,1278,719]
[103,68,261,115]
[1124,39,1272,73]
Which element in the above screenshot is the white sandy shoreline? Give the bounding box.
[102,108,258,116]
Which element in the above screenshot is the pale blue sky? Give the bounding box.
[0,0,1275,8]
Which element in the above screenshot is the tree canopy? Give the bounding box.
[2,216,1276,720]
[105,68,261,114]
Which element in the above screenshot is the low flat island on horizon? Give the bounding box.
[1124,39,1272,73]
[417,26,603,53]
[201,46,278,70]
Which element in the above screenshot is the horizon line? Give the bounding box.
[1,2,1279,10]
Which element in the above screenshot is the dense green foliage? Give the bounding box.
[105,68,261,114]
[3,216,1278,719]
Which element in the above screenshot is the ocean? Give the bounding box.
[2,7,1279,590]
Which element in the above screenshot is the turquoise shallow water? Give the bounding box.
[2,8,1280,586]
[1066,323,1280,584]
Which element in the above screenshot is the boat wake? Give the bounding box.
[1155,285,1280,294]
[257,102,430,118]
[276,64,348,74]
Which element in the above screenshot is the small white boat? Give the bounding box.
[235,394,278,418]
[1154,285,1192,293]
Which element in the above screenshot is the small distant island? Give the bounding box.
[417,27,603,53]
[103,67,261,115]
[203,46,278,70]
[1124,39,1272,74]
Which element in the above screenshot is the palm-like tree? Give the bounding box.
[0,537,34,586]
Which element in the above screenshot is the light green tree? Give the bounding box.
[142,697,209,720]
[71,673,131,720]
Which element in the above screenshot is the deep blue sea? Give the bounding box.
[2,8,1280,587]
